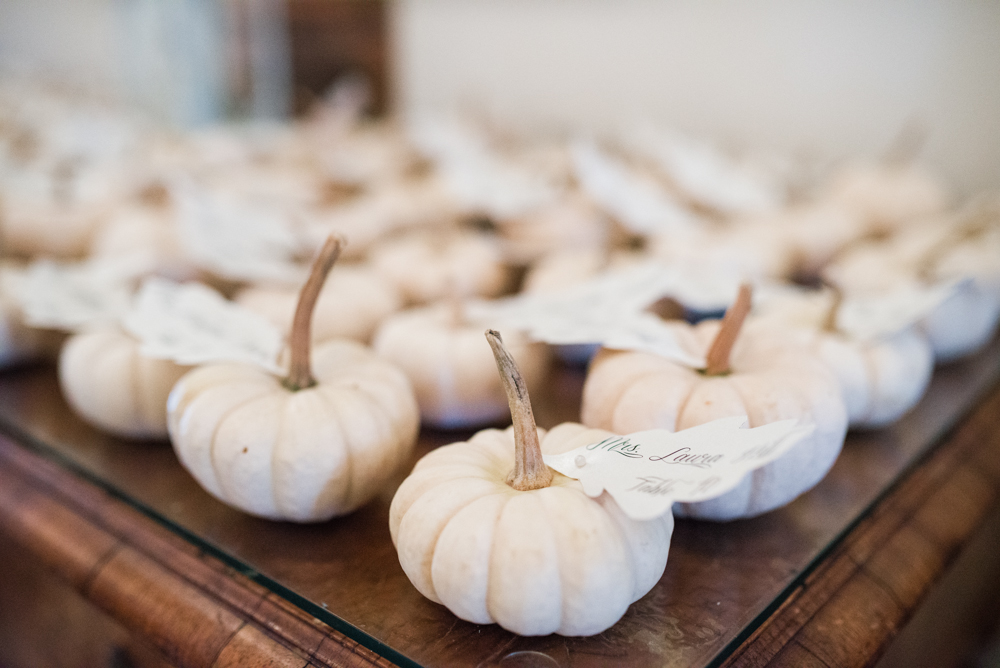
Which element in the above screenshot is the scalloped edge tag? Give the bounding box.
[543,416,815,520]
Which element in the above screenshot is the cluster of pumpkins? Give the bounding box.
[1,79,999,637]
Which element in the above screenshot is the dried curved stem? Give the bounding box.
[284,235,344,391]
[486,329,553,491]
[704,283,753,376]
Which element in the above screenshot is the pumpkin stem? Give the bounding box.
[284,235,343,391]
[704,283,752,376]
[486,329,553,491]
[822,283,844,333]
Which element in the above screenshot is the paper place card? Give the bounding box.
[173,179,308,286]
[10,257,147,331]
[437,153,558,220]
[621,124,782,215]
[835,279,960,341]
[468,263,739,367]
[544,416,815,521]
[571,140,700,235]
[409,116,557,219]
[122,277,285,373]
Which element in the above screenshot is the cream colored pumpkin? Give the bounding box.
[372,302,550,428]
[236,264,402,344]
[496,193,610,263]
[751,289,934,428]
[168,339,419,520]
[733,201,867,280]
[582,287,848,520]
[522,247,646,295]
[390,331,673,636]
[826,160,949,235]
[90,198,200,283]
[368,229,510,306]
[1,195,108,259]
[168,236,420,521]
[823,212,1000,362]
[58,326,192,439]
[805,325,932,428]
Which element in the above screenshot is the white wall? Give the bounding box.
[392,0,1000,194]
[0,0,120,93]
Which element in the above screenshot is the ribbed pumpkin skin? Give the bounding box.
[58,327,191,439]
[803,326,933,428]
[372,303,550,429]
[167,339,419,522]
[581,320,848,521]
[389,422,674,637]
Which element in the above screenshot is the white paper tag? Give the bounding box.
[468,263,735,367]
[122,277,284,373]
[409,116,557,219]
[11,257,147,331]
[621,124,781,215]
[570,140,699,235]
[835,280,960,341]
[173,180,308,286]
[544,416,815,520]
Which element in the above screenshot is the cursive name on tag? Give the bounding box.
[122,277,284,373]
[544,416,814,520]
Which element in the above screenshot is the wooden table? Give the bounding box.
[0,337,999,668]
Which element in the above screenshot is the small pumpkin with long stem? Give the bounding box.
[582,285,848,520]
[823,207,1000,362]
[751,284,934,429]
[372,290,550,429]
[168,236,419,521]
[389,330,673,636]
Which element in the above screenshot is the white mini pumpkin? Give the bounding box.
[372,300,550,428]
[168,237,420,521]
[236,263,402,345]
[823,211,1000,362]
[581,286,848,520]
[368,229,510,306]
[390,330,673,636]
[496,193,610,263]
[751,287,934,428]
[1,194,108,259]
[826,159,949,235]
[58,326,192,439]
[89,191,200,283]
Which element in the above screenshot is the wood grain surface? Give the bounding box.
[0,434,396,668]
[719,385,1000,668]
[0,336,998,667]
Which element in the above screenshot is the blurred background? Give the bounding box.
[1,0,998,193]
